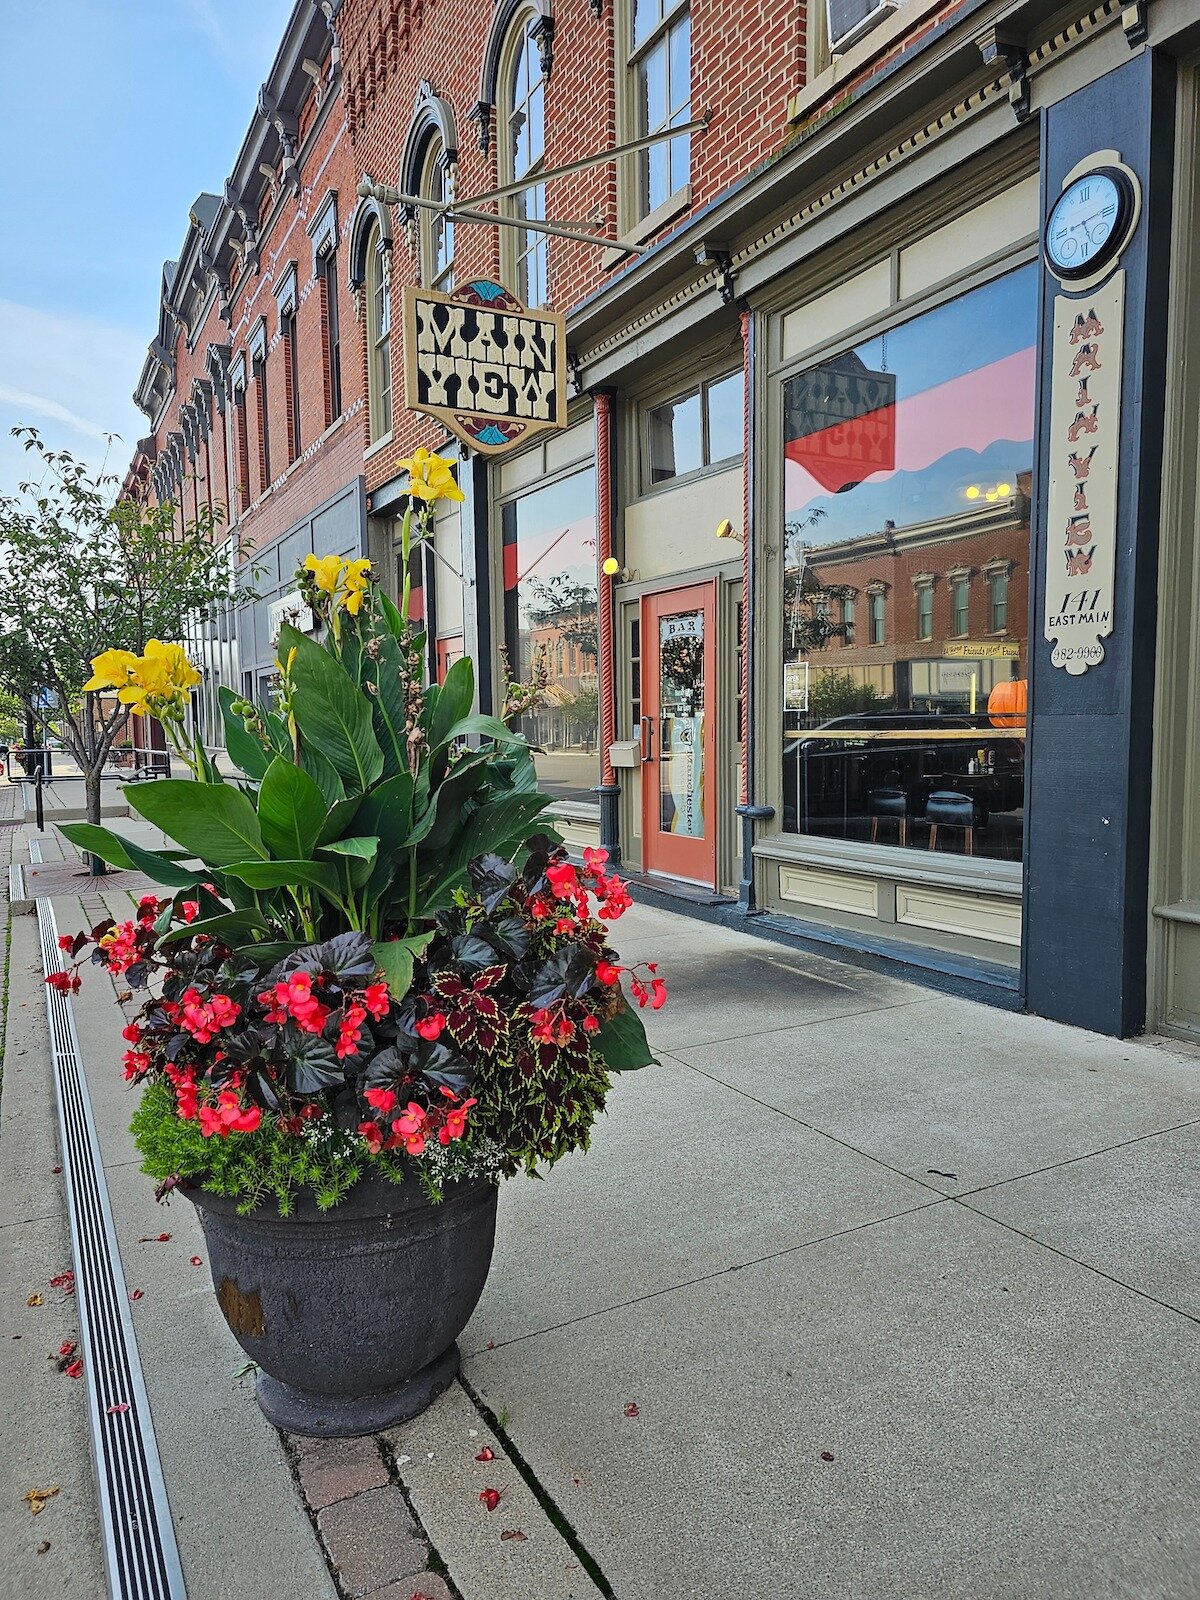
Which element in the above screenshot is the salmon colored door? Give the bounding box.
[641,582,718,886]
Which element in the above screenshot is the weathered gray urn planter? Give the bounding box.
[187,1171,499,1437]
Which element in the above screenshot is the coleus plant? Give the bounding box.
[52,455,662,1211]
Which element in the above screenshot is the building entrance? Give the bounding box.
[641,582,718,886]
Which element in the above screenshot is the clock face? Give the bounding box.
[1045,168,1134,280]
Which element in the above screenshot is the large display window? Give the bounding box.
[780,263,1036,862]
[501,466,598,804]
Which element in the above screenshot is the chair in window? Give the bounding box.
[925,790,985,856]
[868,770,908,846]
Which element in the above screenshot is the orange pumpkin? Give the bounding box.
[988,678,1027,728]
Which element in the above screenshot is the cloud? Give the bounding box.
[0,300,145,495]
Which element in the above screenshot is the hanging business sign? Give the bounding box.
[403,279,567,457]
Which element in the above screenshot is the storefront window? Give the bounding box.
[645,369,743,487]
[502,466,598,804]
[780,263,1036,863]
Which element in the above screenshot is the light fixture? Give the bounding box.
[965,485,981,500]
[601,555,620,576]
[996,481,1012,496]
[715,518,743,541]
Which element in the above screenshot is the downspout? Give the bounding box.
[593,388,621,863]
[735,308,773,910]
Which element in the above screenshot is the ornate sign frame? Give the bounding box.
[402,278,567,457]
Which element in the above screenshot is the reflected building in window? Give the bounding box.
[780,264,1036,863]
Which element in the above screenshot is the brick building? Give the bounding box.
[128,0,1200,1040]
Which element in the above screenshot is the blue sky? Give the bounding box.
[0,0,294,499]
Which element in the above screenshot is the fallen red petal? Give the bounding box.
[51,1166,62,1174]
[129,1289,144,1302]
[479,1487,504,1511]
[58,1341,76,1358]
[189,1257,203,1267]
[624,1402,640,1418]
[106,1403,129,1415]
[64,1359,83,1379]
[500,1529,528,1542]
[819,1451,835,1463]
[475,1446,495,1462]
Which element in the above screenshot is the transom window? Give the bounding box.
[644,368,742,488]
[630,0,690,217]
[502,14,548,307]
[419,136,455,293]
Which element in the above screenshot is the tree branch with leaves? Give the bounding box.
[0,427,255,828]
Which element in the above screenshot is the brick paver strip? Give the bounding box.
[317,1485,430,1595]
[367,1576,454,1600]
[297,1436,392,1509]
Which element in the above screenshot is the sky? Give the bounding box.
[0,0,295,501]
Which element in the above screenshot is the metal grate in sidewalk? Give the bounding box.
[37,884,187,1599]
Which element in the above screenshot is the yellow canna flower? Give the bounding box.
[83,648,139,693]
[396,447,465,504]
[303,552,345,595]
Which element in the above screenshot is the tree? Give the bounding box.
[808,670,888,723]
[0,429,254,829]
[524,574,598,663]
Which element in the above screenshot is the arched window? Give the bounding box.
[419,135,455,293]
[501,12,548,307]
[364,222,392,443]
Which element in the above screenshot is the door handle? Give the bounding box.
[640,715,655,762]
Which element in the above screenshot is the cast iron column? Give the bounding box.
[734,309,772,910]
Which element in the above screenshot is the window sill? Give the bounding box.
[603,186,692,270]
[785,0,947,126]
[364,431,395,463]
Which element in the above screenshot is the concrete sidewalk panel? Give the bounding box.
[466,1202,1200,1600]
[0,1212,107,1600]
[636,937,919,1053]
[386,1379,606,1600]
[465,1055,934,1351]
[673,993,1200,1190]
[966,1121,1200,1314]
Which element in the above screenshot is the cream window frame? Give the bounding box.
[498,9,549,308]
[364,223,393,445]
[418,136,455,293]
[622,0,691,226]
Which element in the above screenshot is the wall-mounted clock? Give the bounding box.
[1044,163,1137,282]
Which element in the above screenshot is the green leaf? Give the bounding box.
[300,743,345,807]
[222,859,343,896]
[157,909,270,948]
[437,713,525,748]
[320,835,379,862]
[428,654,474,748]
[236,939,307,968]
[257,757,328,861]
[371,933,432,998]
[316,793,364,846]
[281,623,384,793]
[126,780,267,866]
[367,633,410,778]
[58,822,209,889]
[353,774,414,854]
[219,686,271,780]
[592,1000,658,1072]
[378,590,408,643]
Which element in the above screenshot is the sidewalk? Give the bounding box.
[1,814,1198,1599]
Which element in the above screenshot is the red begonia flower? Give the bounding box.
[415,1012,446,1041]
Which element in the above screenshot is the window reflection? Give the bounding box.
[503,468,598,804]
[780,265,1036,863]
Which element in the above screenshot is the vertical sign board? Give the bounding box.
[403,279,567,457]
[1042,277,1125,673]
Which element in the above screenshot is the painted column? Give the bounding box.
[593,388,621,861]
[1023,50,1175,1035]
[458,451,494,714]
[734,309,772,911]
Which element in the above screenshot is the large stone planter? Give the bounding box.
[187,1170,498,1437]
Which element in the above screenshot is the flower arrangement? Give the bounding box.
[54,453,662,1215]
